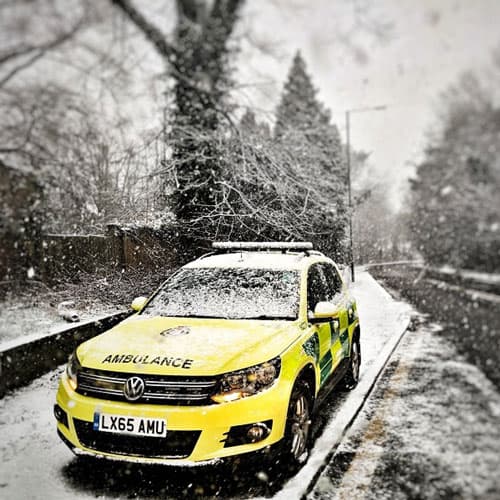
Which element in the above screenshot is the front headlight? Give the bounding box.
[211,357,281,403]
[66,351,82,391]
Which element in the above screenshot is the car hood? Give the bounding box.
[77,315,301,375]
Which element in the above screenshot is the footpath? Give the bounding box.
[309,293,500,499]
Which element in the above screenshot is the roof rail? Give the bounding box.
[211,241,316,255]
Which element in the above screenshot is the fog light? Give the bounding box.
[223,420,273,447]
[54,404,69,428]
[247,424,268,443]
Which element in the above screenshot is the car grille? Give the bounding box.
[73,419,200,459]
[76,368,218,406]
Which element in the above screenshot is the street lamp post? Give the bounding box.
[344,105,386,282]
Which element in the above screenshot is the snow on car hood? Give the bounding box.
[76,315,301,375]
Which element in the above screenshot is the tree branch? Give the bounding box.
[110,0,177,64]
[0,17,85,88]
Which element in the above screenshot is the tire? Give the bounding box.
[280,379,314,468]
[342,337,361,390]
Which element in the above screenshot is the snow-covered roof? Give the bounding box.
[185,251,326,270]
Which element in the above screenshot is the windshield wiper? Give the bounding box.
[160,314,228,319]
[239,315,296,321]
[143,311,295,321]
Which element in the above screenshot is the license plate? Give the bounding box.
[93,412,167,437]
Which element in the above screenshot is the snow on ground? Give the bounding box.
[425,278,500,305]
[0,300,68,343]
[0,271,412,499]
[0,299,122,344]
[2,274,498,499]
[0,366,90,499]
[352,272,413,380]
[310,318,500,499]
[0,269,155,344]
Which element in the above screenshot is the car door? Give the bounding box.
[307,263,336,386]
[320,263,350,361]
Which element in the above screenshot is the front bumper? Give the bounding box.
[55,374,290,465]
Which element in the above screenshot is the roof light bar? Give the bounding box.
[212,241,314,252]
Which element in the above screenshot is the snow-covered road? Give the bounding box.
[0,271,412,499]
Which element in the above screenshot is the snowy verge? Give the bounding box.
[310,322,500,499]
[0,310,127,353]
[366,261,500,295]
[0,301,124,344]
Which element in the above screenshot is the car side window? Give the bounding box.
[307,264,329,312]
[320,263,343,302]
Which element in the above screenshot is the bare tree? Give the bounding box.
[0,0,89,88]
[0,1,169,232]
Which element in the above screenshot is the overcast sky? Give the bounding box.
[60,0,500,211]
[232,0,500,209]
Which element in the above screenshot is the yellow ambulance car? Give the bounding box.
[54,242,360,467]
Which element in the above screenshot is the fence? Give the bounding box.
[0,224,180,286]
[40,225,179,281]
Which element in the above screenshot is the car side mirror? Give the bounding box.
[309,301,337,321]
[130,296,148,312]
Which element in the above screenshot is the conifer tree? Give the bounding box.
[275,51,325,137]
[276,51,344,176]
[274,51,347,259]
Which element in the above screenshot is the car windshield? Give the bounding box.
[141,267,301,320]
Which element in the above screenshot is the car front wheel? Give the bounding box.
[281,379,313,467]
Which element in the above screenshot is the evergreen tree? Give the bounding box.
[408,72,500,271]
[274,51,347,259]
[275,51,344,176]
[275,51,325,136]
